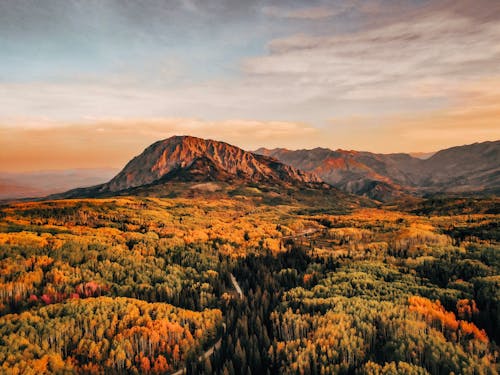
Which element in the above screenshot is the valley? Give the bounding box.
[0,193,498,374]
[0,136,498,374]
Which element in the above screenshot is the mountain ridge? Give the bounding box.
[102,135,322,193]
[50,135,340,202]
[0,168,118,200]
[255,140,500,201]
[5,138,498,203]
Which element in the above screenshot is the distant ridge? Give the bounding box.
[256,140,500,201]
[14,138,498,203]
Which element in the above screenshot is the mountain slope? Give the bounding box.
[417,141,500,191]
[52,136,339,202]
[102,136,321,193]
[255,147,416,201]
[51,136,370,212]
[256,140,500,200]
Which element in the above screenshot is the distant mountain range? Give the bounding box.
[0,169,118,200]
[2,137,498,202]
[256,140,500,201]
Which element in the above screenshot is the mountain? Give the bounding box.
[54,136,338,201]
[256,140,500,201]
[7,138,497,203]
[254,147,419,201]
[414,141,500,192]
[103,136,321,191]
[0,180,44,200]
[409,151,435,160]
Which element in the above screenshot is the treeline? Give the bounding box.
[0,235,227,314]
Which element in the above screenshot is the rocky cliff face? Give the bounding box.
[102,136,322,192]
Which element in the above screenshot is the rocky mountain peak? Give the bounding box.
[102,136,322,192]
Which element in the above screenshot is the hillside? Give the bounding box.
[418,141,500,191]
[60,135,326,198]
[256,140,500,201]
[103,136,321,192]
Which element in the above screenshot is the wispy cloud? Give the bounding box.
[0,0,499,170]
[246,12,500,101]
[7,8,500,122]
[261,5,346,20]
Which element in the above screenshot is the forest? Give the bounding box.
[0,196,498,374]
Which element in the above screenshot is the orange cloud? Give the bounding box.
[1,79,498,172]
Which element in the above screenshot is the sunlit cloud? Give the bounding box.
[261,5,346,20]
[246,13,500,101]
[3,7,499,121]
[327,78,500,152]
[0,0,499,171]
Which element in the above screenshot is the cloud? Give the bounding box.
[262,5,346,20]
[1,0,499,169]
[327,78,500,152]
[245,12,500,102]
[2,2,499,119]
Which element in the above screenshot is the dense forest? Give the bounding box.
[0,196,498,374]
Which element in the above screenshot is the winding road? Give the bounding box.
[282,227,320,240]
[171,273,243,375]
[171,228,317,374]
[230,273,244,299]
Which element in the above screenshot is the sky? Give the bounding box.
[1,0,500,172]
